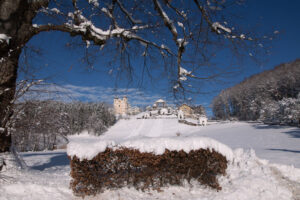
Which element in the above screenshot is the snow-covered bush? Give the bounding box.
[70,148,228,197]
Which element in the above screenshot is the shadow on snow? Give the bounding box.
[251,124,290,130]
[22,152,70,171]
[283,130,300,138]
[267,148,300,154]
[252,123,300,138]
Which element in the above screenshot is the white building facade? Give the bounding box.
[114,97,129,115]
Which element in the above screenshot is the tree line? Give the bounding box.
[11,101,116,151]
[212,59,300,124]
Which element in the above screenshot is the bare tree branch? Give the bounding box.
[115,0,142,24]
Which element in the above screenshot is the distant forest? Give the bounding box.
[212,59,300,124]
[11,101,116,151]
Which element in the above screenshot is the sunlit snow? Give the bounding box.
[1,120,300,200]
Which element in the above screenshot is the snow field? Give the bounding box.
[67,118,234,161]
[68,118,300,167]
[0,151,73,200]
[2,147,298,200]
[1,120,299,199]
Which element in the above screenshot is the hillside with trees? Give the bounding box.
[11,101,115,151]
[212,59,300,125]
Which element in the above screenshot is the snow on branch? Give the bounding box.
[177,22,185,30]
[101,7,113,19]
[179,66,192,76]
[194,0,234,37]
[164,1,188,20]
[88,0,99,7]
[0,34,11,44]
[50,8,61,14]
[178,66,194,82]
[177,38,188,47]
[152,0,193,88]
[14,80,44,102]
[153,0,178,40]
[29,0,267,96]
[193,0,259,43]
[33,10,173,55]
[39,7,64,15]
[212,22,231,34]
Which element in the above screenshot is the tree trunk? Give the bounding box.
[0,52,19,152]
[0,0,43,153]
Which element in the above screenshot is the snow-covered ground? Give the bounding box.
[1,119,300,200]
[67,119,234,161]
[190,121,300,168]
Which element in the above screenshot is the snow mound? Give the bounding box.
[67,119,233,161]
[67,131,116,160]
[68,135,233,161]
[119,137,233,159]
[217,148,293,200]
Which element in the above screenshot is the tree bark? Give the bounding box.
[0,53,19,152]
[0,0,45,153]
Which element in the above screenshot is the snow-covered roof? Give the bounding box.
[156,99,165,103]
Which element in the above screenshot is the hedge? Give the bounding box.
[70,147,228,197]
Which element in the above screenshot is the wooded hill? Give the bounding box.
[212,59,300,124]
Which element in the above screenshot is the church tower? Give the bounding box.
[114,96,129,115]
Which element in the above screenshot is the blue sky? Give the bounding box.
[19,0,300,116]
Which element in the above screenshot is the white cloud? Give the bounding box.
[21,83,163,106]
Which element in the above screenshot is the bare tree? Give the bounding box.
[0,0,272,153]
